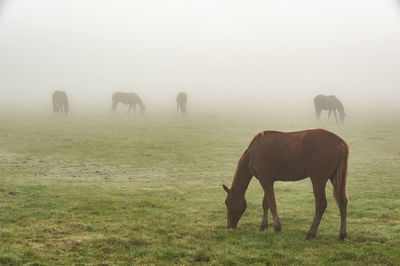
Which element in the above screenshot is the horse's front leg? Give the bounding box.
[128,104,132,114]
[328,109,332,119]
[259,192,269,231]
[259,178,281,232]
[111,102,117,112]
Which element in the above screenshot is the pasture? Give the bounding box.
[0,111,399,265]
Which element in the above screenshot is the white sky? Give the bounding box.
[0,0,399,111]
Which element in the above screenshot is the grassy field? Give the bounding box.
[0,110,399,265]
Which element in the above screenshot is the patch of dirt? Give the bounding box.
[0,150,170,190]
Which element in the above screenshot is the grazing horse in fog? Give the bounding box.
[223,129,349,240]
[111,92,145,115]
[176,92,187,115]
[314,95,345,124]
[52,90,69,116]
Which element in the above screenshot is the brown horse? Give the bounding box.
[52,90,69,116]
[223,129,349,240]
[176,92,187,115]
[314,95,345,124]
[111,92,145,114]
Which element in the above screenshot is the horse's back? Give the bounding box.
[314,95,339,109]
[113,92,141,105]
[301,129,347,177]
[53,90,68,104]
[248,129,346,180]
[248,131,308,180]
[113,92,127,101]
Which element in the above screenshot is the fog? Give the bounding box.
[0,0,399,114]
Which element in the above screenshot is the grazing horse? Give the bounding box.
[223,129,349,240]
[52,90,69,116]
[176,92,187,115]
[111,92,145,115]
[314,95,345,124]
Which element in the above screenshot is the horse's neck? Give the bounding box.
[336,101,344,113]
[230,157,252,196]
[135,98,143,106]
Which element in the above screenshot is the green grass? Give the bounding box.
[0,111,399,265]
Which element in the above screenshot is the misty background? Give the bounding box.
[0,0,399,114]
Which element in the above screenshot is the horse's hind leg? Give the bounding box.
[339,198,348,240]
[329,176,348,240]
[259,192,269,231]
[306,177,328,240]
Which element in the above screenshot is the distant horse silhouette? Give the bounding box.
[223,129,349,240]
[176,92,187,115]
[111,92,145,115]
[314,95,345,124]
[52,90,69,115]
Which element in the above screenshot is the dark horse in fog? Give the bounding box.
[111,92,145,115]
[176,92,187,115]
[314,95,345,124]
[52,90,69,115]
[223,129,349,240]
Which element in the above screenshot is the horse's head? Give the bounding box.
[140,105,146,115]
[223,185,247,228]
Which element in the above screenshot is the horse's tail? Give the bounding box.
[111,93,117,112]
[332,141,349,206]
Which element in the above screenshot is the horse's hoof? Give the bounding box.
[306,233,316,240]
[339,233,347,240]
[259,224,267,231]
[274,224,281,232]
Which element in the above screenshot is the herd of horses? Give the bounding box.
[52,90,188,116]
[52,90,349,240]
[52,91,345,124]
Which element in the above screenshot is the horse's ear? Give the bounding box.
[222,185,230,194]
